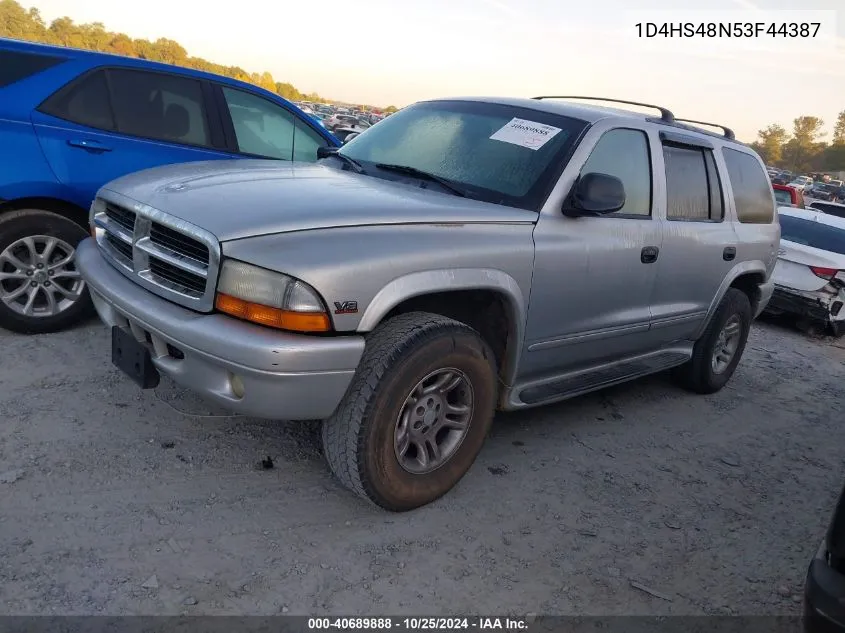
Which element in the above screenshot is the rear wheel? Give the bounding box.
[676,288,752,394]
[321,312,497,511]
[0,210,93,334]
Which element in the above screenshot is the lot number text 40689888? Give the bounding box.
[635,22,821,38]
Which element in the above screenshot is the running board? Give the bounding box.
[514,345,693,407]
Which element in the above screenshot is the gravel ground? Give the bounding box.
[1,316,844,616]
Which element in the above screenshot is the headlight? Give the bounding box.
[215,260,331,333]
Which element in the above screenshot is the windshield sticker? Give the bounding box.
[489,118,562,150]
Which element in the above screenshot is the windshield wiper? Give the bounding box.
[318,148,365,174]
[374,163,466,197]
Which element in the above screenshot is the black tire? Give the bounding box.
[0,209,94,334]
[322,312,498,512]
[676,288,752,394]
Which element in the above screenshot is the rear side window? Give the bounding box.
[0,50,66,88]
[662,144,724,221]
[779,215,845,255]
[108,70,211,147]
[39,70,116,131]
[722,148,775,224]
[810,202,845,219]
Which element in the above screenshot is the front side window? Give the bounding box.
[337,100,588,210]
[39,69,115,131]
[722,148,776,224]
[663,144,724,221]
[222,87,325,162]
[578,128,652,216]
[108,69,211,147]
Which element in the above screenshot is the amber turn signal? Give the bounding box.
[215,293,331,332]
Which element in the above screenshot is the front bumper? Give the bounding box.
[76,238,365,420]
[767,285,845,325]
[805,540,845,633]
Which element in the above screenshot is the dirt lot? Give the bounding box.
[1,317,844,616]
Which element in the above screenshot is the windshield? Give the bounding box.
[779,215,845,255]
[336,100,589,211]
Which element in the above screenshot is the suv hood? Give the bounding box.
[100,160,535,242]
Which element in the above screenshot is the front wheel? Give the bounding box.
[676,288,752,394]
[0,209,94,334]
[322,312,498,511]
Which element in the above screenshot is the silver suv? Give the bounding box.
[76,96,780,511]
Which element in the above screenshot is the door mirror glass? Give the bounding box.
[564,172,626,216]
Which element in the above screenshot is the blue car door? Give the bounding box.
[30,66,232,207]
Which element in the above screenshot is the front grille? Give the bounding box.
[149,259,206,296]
[105,233,133,261]
[93,197,220,311]
[105,203,136,233]
[150,222,210,265]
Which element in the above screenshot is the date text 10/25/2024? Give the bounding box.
[308,617,531,631]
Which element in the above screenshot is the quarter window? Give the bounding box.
[0,50,66,88]
[222,87,325,162]
[39,70,116,131]
[108,70,211,147]
[578,129,652,216]
[663,144,724,221]
[722,148,775,224]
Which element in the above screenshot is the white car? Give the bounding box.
[808,200,845,219]
[788,177,814,193]
[767,207,845,335]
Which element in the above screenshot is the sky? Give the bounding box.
[21,0,845,142]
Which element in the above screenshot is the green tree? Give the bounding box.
[783,116,826,172]
[833,110,845,146]
[0,0,397,114]
[752,124,788,166]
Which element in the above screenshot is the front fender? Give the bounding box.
[358,268,528,386]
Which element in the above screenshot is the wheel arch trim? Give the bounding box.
[356,268,528,385]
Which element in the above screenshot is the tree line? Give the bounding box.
[749,112,845,174]
[0,0,398,112]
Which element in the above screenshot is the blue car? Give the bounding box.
[0,38,340,334]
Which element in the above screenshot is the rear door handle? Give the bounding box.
[641,246,659,264]
[723,246,736,261]
[67,139,112,152]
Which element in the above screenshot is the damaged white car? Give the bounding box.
[767,207,845,335]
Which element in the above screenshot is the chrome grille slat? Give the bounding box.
[104,203,136,233]
[91,195,221,312]
[150,223,210,264]
[93,216,133,243]
[148,260,206,295]
[136,238,208,277]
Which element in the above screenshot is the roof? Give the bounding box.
[423,96,746,146]
[0,36,277,98]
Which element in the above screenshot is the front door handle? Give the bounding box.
[723,246,736,261]
[67,139,112,152]
[641,246,659,264]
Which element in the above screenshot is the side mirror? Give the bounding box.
[317,146,338,159]
[564,172,626,216]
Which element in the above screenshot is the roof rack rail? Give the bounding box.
[673,118,735,140]
[531,96,675,123]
